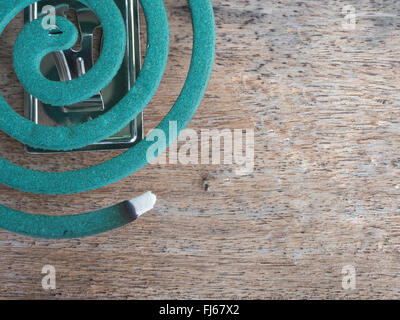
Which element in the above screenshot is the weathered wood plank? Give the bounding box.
[0,0,398,299]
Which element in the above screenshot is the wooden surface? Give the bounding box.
[0,0,400,299]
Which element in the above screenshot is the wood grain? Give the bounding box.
[0,0,399,299]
